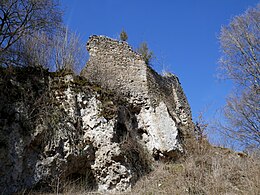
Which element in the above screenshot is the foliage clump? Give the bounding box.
[137,42,154,66]
[120,29,128,41]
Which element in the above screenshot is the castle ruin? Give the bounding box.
[81,35,194,157]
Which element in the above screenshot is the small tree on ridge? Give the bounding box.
[137,42,153,66]
[120,29,128,41]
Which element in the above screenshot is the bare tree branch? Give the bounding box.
[0,0,62,58]
[218,4,260,149]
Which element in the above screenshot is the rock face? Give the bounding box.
[81,35,194,158]
[0,36,194,194]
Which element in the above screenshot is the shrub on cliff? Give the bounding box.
[137,42,154,66]
[120,29,128,41]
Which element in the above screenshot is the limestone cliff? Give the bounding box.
[81,35,194,158]
[0,35,194,194]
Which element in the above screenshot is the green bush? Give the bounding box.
[120,29,128,41]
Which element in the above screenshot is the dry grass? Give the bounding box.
[128,139,260,195]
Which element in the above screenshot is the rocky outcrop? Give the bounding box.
[0,69,150,194]
[81,35,194,158]
[0,35,194,194]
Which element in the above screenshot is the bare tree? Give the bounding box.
[17,31,53,68]
[15,27,87,73]
[0,0,61,53]
[53,28,87,72]
[218,4,260,149]
[219,4,260,89]
[221,89,260,148]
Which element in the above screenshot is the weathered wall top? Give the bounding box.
[82,35,150,105]
[86,35,142,60]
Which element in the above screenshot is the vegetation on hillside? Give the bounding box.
[130,140,260,195]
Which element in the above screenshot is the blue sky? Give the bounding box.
[61,0,258,131]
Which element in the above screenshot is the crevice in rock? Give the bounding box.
[112,122,128,143]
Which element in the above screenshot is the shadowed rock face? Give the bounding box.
[0,36,194,194]
[0,71,148,194]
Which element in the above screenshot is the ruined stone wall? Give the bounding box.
[81,35,193,127]
[81,35,149,105]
